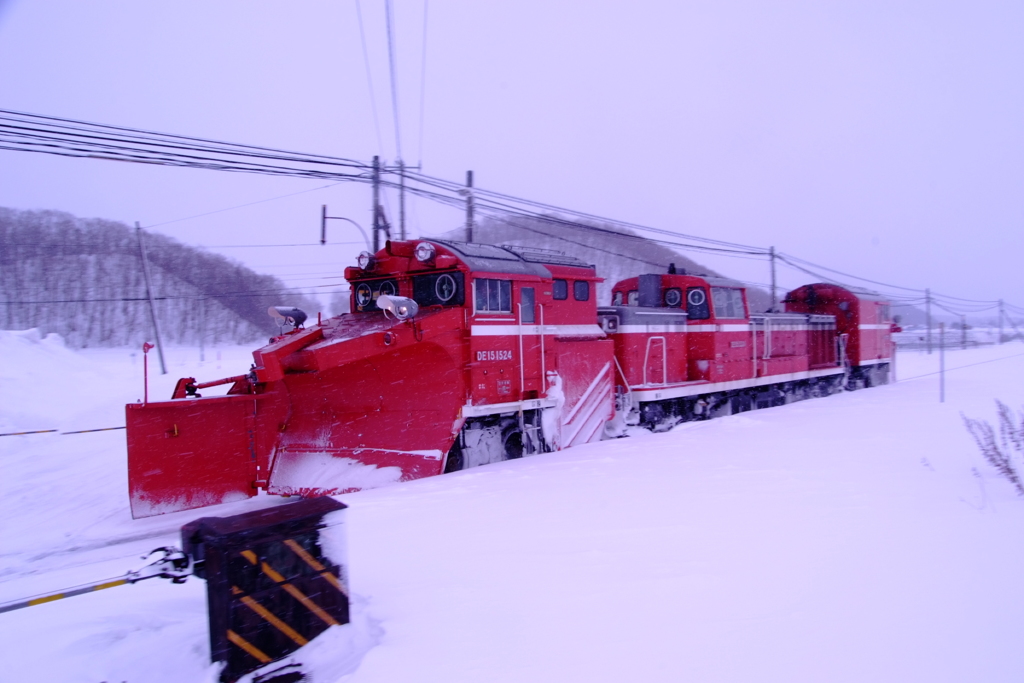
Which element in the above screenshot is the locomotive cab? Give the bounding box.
[604,271,755,386]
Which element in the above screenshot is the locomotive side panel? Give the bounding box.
[598,305,688,387]
[784,283,893,371]
[857,299,892,366]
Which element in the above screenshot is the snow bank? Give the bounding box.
[0,328,95,431]
[2,339,1024,682]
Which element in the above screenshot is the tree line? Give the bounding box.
[0,207,318,347]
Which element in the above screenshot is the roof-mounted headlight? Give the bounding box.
[414,242,436,263]
[357,251,374,270]
[376,294,419,320]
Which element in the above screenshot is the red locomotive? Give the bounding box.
[126,239,894,518]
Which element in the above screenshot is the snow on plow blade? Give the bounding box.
[268,447,444,497]
[126,395,267,518]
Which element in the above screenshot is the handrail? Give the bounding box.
[540,305,546,386]
[517,302,525,397]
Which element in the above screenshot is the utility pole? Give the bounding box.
[371,155,381,253]
[999,299,1004,344]
[199,298,206,363]
[939,322,945,403]
[769,246,777,312]
[398,159,406,240]
[926,288,932,354]
[135,222,166,375]
[961,314,967,350]
[465,170,474,243]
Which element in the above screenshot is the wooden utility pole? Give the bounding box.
[999,299,1004,344]
[769,246,777,312]
[961,315,967,350]
[939,322,945,403]
[398,159,406,240]
[135,222,166,375]
[465,170,474,243]
[372,155,381,252]
[926,288,932,354]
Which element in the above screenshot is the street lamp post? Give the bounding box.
[321,205,372,252]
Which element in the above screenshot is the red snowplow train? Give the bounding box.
[126,239,895,518]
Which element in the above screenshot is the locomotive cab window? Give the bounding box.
[711,287,745,319]
[627,290,639,306]
[664,288,682,308]
[475,278,512,313]
[552,279,568,300]
[612,291,623,306]
[686,287,709,320]
[573,280,590,301]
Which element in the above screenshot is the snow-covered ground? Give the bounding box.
[2,329,1024,682]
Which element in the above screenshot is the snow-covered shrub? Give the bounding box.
[963,401,1024,495]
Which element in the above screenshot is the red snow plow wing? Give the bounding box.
[126,395,274,518]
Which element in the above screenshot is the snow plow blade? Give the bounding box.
[268,447,445,497]
[126,395,269,518]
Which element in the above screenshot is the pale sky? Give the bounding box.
[1,1,1021,316]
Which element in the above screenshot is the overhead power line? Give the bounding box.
[1,108,1019,312]
[778,253,922,293]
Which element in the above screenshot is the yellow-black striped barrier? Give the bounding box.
[0,429,57,437]
[0,547,191,614]
[0,577,128,614]
[181,496,348,682]
[61,426,126,435]
[0,426,126,437]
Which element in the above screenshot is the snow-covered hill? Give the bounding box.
[441,216,776,312]
[0,208,320,347]
[2,330,1024,682]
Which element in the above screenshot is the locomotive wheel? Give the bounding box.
[502,426,524,459]
[443,442,464,473]
[641,402,669,430]
[731,393,752,413]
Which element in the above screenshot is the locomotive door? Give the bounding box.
[644,336,667,385]
[518,286,543,399]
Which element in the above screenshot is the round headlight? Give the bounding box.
[357,251,373,269]
[414,242,436,262]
